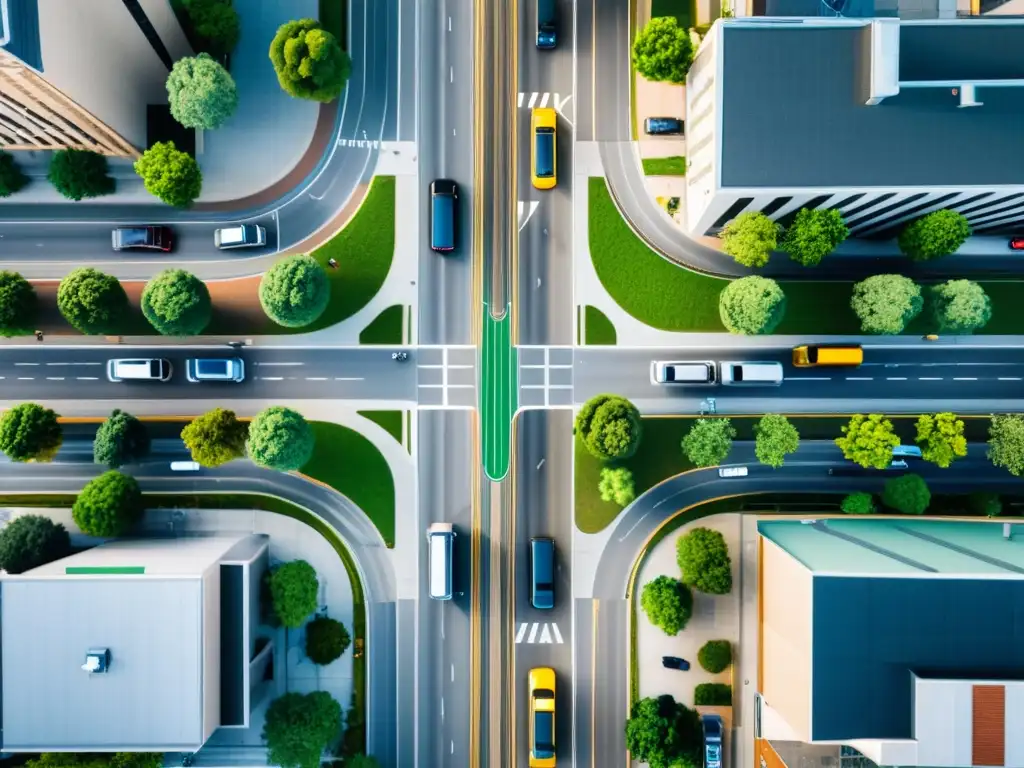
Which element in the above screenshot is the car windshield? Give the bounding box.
[535,130,554,177]
[197,360,229,376]
[707,745,721,761]
[123,229,151,246]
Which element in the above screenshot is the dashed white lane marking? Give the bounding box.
[14,362,38,366]
[919,377,943,381]
[522,384,572,389]
[46,361,100,366]
[306,377,328,381]
[255,361,304,366]
[17,377,33,380]
[999,377,1022,381]
[789,376,831,381]
[261,376,283,381]
[76,377,98,381]
[334,377,364,381]
[886,377,907,381]
[846,377,873,381]
[45,377,64,381]
[953,377,977,381]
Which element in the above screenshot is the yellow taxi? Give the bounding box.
[529,667,556,766]
[531,108,557,190]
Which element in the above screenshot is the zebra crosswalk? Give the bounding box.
[515,621,564,644]
[517,92,573,120]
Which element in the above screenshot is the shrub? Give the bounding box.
[181,408,248,467]
[631,17,694,84]
[305,616,351,664]
[93,409,150,468]
[779,208,849,267]
[719,276,786,335]
[930,280,991,335]
[694,683,732,706]
[263,691,341,768]
[697,640,732,673]
[134,141,202,208]
[598,466,635,506]
[898,209,971,261]
[167,53,238,130]
[754,414,799,468]
[841,492,875,515]
[183,0,241,56]
[882,473,930,515]
[0,514,70,574]
[988,414,1024,477]
[247,406,315,471]
[969,491,1002,517]
[676,527,732,595]
[574,394,642,460]
[720,211,779,268]
[640,575,693,636]
[835,414,899,470]
[0,271,37,336]
[48,149,115,201]
[269,19,351,102]
[72,470,144,537]
[851,274,922,335]
[57,268,129,335]
[681,418,735,468]
[915,412,967,469]
[268,560,319,628]
[141,269,212,336]
[259,255,331,328]
[0,402,61,462]
[625,695,702,768]
[0,150,28,197]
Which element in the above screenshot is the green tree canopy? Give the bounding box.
[915,412,967,468]
[72,470,144,537]
[183,0,241,56]
[779,208,849,267]
[676,527,733,595]
[718,276,786,335]
[343,758,381,768]
[719,211,779,268]
[268,559,319,628]
[930,279,991,334]
[269,19,352,102]
[134,141,202,208]
[93,409,150,468]
[640,575,693,636]
[882,473,930,515]
[259,255,331,328]
[898,209,971,261]
[141,269,212,336]
[181,408,248,467]
[0,514,70,574]
[0,402,61,462]
[57,268,129,335]
[625,694,702,768]
[167,53,239,130]
[247,406,316,471]
[631,17,694,84]
[574,394,643,461]
[598,466,636,506]
[681,418,736,468]
[841,492,875,515]
[305,615,351,665]
[0,270,37,336]
[48,149,115,201]
[697,640,732,674]
[0,150,28,197]
[263,691,342,768]
[835,413,899,469]
[850,274,923,335]
[28,754,162,768]
[754,414,800,468]
[988,414,1024,477]
[969,491,1002,518]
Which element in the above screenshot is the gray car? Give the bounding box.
[185,358,244,383]
[214,224,266,250]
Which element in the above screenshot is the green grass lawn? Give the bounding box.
[357,410,404,446]
[358,304,404,344]
[651,0,696,27]
[642,156,687,176]
[584,305,617,345]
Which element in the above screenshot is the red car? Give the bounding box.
[1010,237,1024,251]
[111,226,173,252]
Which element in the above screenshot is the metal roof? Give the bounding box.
[0,0,41,71]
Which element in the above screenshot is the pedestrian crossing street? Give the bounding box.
[515,621,565,645]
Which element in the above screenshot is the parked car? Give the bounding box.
[662,656,690,671]
[1010,237,1024,250]
[111,226,173,252]
[214,224,266,250]
[719,361,784,386]
[644,117,685,135]
[106,358,172,382]
[650,361,716,385]
[702,715,724,768]
[185,358,245,383]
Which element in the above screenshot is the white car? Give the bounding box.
[719,361,784,386]
[214,224,267,250]
[718,466,748,478]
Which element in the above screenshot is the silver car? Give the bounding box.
[214,224,267,250]
[719,361,783,386]
[185,358,245,383]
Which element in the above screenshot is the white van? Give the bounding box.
[651,361,717,385]
[426,522,456,600]
[107,358,172,382]
[719,361,783,386]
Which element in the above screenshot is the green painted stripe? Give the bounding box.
[65,566,145,575]
[481,304,517,481]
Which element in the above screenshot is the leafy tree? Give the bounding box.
[754,414,799,468]
[343,758,381,768]
[779,208,849,267]
[625,695,702,768]
[93,409,150,468]
[259,255,331,328]
[28,755,162,768]
[681,418,735,468]
[110,756,163,768]
[183,0,241,56]
[167,53,239,130]
[305,616,351,664]
[841,492,875,515]
[898,209,971,261]
[269,19,352,102]
[720,211,779,268]
[268,560,319,628]
[835,414,899,469]
[181,408,248,467]
[0,270,37,336]
[930,280,991,334]
[247,406,316,471]
[57,268,129,335]
[0,514,70,574]
[697,640,732,673]
[718,276,786,335]
[676,527,732,595]
[631,17,694,84]
[694,683,732,706]
[134,141,202,208]
[850,274,922,335]
[598,466,635,506]
[0,403,62,462]
[0,150,28,197]
[988,414,1024,477]
[915,412,967,468]
[882,473,930,515]
[574,394,643,461]
[263,691,342,768]
[640,575,693,636]
[48,149,115,201]
[141,269,212,336]
[969,491,1002,517]
[72,470,144,537]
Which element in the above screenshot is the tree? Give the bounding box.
[56,268,129,335]
[48,149,115,201]
[969,491,1002,518]
[181,408,248,467]
[269,19,352,102]
[676,527,732,595]
[93,409,150,468]
[183,0,241,56]
[882,473,930,515]
[342,758,381,768]
[835,413,899,469]
[625,695,702,768]
[841,492,875,515]
[850,274,923,335]
[694,683,732,706]
[305,615,351,664]
[134,141,202,208]
[697,640,732,673]
[930,280,991,334]
[718,276,786,335]
[898,209,971,261]
[779,208,849,267]
[720,212,779,268]
[0,514,70,574]
[0,270,37,336]
[915,412,967,468]
[28,755,162,768]
[259,255,331,328]
[72,470,144,537]
[631,17,694,84]
[640,575,693,636]
[0,403,62,462]
[167,53,239,130]
[247,406,316,471]
[681,418,736,468]
[988,414,1024,477]
[754,414,799,468]
[574,394,643,461]
[598,467,635,506]
[268,559,319,628]
[141,269,212,336]
[263,691,342,768]
[0,150,28,197]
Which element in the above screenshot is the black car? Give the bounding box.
[662,656,690,671]
[111,226,174,252]
[644,117,685,136]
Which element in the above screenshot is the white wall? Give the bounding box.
[202,566,222,742]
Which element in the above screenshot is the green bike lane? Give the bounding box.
[481,303,518,480]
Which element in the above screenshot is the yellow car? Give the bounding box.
[529,667,556,766]
[531,108,557,190]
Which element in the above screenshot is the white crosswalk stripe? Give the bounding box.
[515,621,564,644]
[518,200,540,231]
[516,92,574,120]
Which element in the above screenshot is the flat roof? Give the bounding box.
[27,536,244,577]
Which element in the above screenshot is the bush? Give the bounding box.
[259,255,331,328]
[0,514,70,574]
[779,208,849,267]
[57,268,129,335]
[969,491,1002,518]
[183,0,241,56]
[754,414,799,468]
[930,280,991,334]
[681,418,735,468]
[915,412,967,468]
[134,141,202,208]
[48,149,115,201]
[640,575,693,636]
[676,527,732,595]
[167,53,238,130]
[0,271,37,336]
[28,755,162,768]
[181,408,248,467]
[632,17,694,84]
[0,402,62,462]
[882,473,930,515]
[835,413,899,469]
[697,640,732,673]
[598,466,635,506]
[269,19,351,102]
[841,492,875,515]
[851,274,922,335]
[0,150,28,197]
[898,209,971,261]
[268,560,319,628]
[141,269,212,336]
[247,406,316,471]
[72,470,144,537]
[720,211,779,268]
[694,683,732,706]
[305,616,351,664]
[574,394,642,460]
[988,414,1024,477]
[719,276,786,335]
[625,695,702,768]
[93,409,150,468]
[263,691,342,768]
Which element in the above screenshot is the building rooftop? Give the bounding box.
[27,535,247,577]
[0,0,41,70]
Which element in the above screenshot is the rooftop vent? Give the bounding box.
[956,85,983,109]
[82,648,110,674]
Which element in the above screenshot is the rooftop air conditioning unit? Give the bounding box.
[82,648,111,674]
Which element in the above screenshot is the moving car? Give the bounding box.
[719,361,784,386]
[892,444,923,459]
[662,656,690,670]
[718,466,748,478]
[214,224,267,250]
[531,107,557,190]
[426,522,456,600]
[111,226,173,252]
[536,0,557,48]
[106,358,172,382]
[1010,237,1024,250]
[792,345,863,367]
[529,667,556,767]
[530,537,555,610]
[651,361,716,385]
[644,117,685,135]
[186,358,245,383]
[430,179,458,253]
[702,715,723,768]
